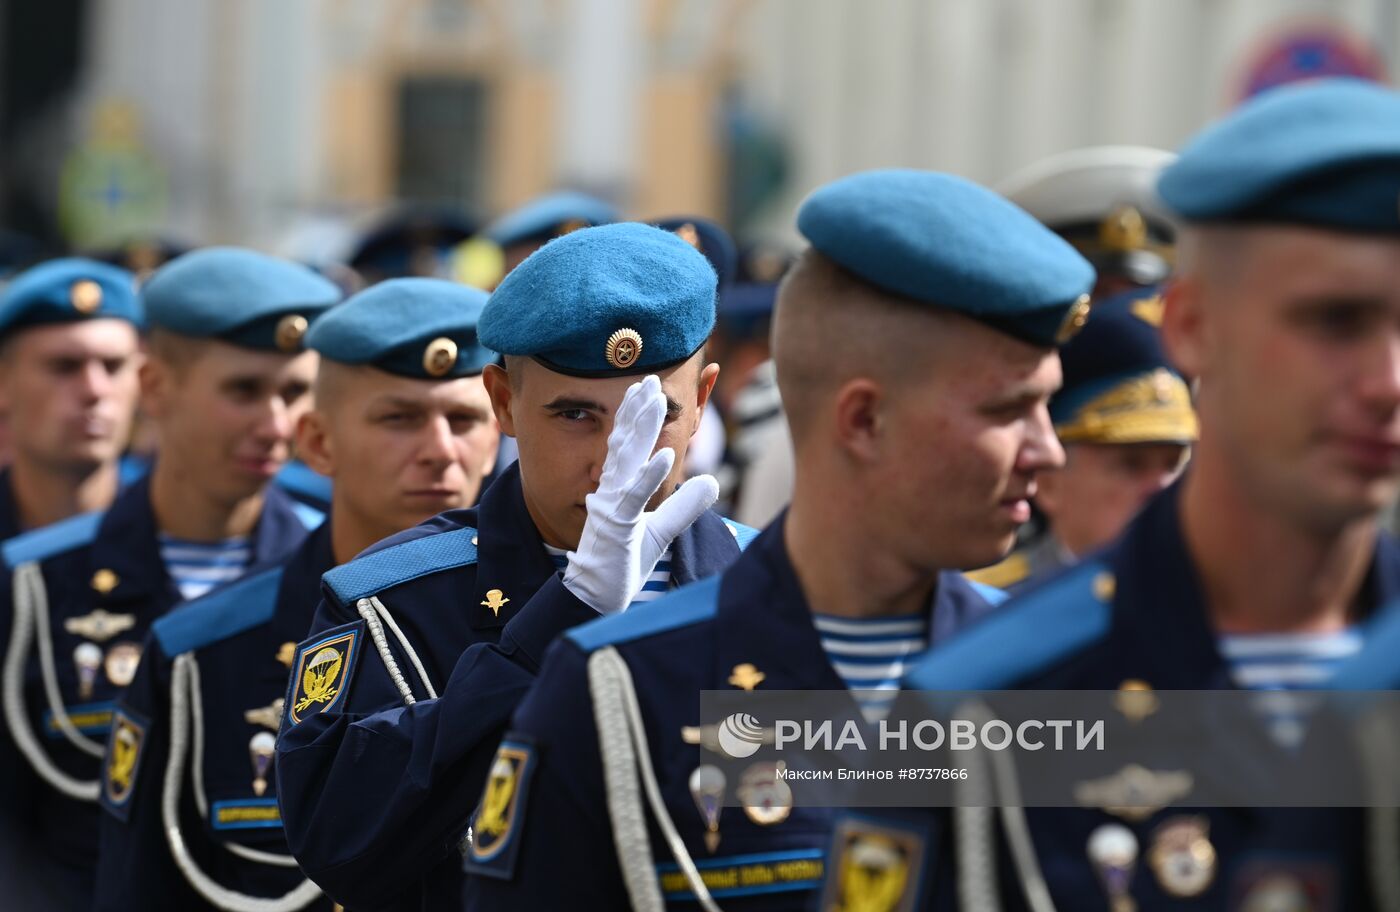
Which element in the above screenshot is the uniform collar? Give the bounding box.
[89,472,315,612]
[467,462,559,630]
[1108,480,1400,689]
[713,513,996,692]
[271,520,336,647]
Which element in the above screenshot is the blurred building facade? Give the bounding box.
[3,0,1396,254]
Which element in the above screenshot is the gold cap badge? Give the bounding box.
[70,280,103,314]
[1099,205,1149,253]
[423,337,458,377]
[605,328,643,370]
[1056,294,1092,344]
[275,314,309,352]
[674,223,701,249]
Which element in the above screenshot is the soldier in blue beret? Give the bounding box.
[906,77,1400,911]
[91,277,500,910]
[968,285,1197,594]
[462,168,1093,910]
[482,189,617,283]
[348,206,480,286]
[276,222,752,909]
[0,246,339,908]
[0,258,144,541]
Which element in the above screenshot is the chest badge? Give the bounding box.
[728,663,766,691]
[481,589,510,617]
[249,732,276,796]
[244,698,285,732]
[65,608,136,643]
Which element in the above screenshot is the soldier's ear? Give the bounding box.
[1160,278,1204,381]
[137,354,171,419]
[832,376,885,465]
[693,361,720,429]
[482,364,517,438]
[296,410,335,477]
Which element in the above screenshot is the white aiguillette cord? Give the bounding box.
[166,653,323,912]
[955,699,1057,912]
[589,646,723,912]
[2,560,101,800]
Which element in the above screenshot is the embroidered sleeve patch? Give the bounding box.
[818,815,929,912]
[99,705,150,822]
[461,738,536,880]
[285,621,363,727]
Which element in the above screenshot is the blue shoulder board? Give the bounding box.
[567,575,721,653]
[324,526,478,605]
[906,559,1113,690]
[2,510,104,568]
[154,566,285,656]
[723,518,760,551]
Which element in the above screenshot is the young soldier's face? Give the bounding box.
[301,366,500,535]
[891,324,1065,571]
[0,319,142,471]
[485,355,718,550]
[1170,227,1400,530]
[143,340,317,504]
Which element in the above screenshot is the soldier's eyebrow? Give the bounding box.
[543,396,608,414]
[542,394,684,416]
[368,395,428,411]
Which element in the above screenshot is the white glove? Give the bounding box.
[562,375,720,615]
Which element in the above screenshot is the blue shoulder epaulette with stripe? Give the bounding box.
[567,575,722,652]
[722,519,759,551]
[2,510,105,568]
[905,559,1113,690]
[153,566,285,656]
[324,526,478,605]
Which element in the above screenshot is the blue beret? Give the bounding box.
[0,258,143,337]
[1158,78,1400,232]
[1050,286,1197,445]
[484,191,618,249]
[305,278,495,379]
[479,222,716,377]
[349,207,479,279]
[797,170,1096,347]
[141,247,342,352]
[652,217,738,289]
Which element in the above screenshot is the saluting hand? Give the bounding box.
[562,375,719,615]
